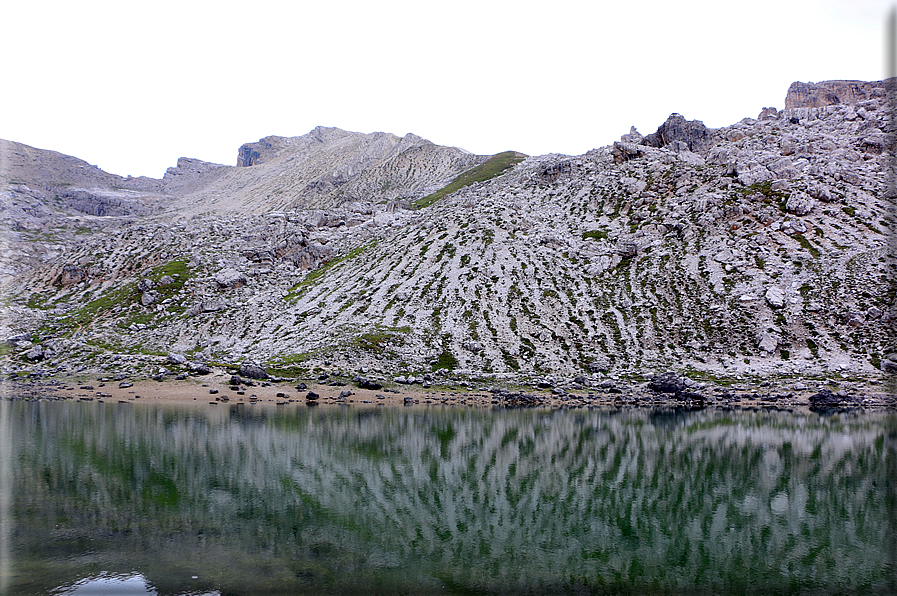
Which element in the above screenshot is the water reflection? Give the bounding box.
[52,572,219,595]
[4,401,895,595]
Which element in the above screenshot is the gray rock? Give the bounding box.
[647,372,687,394]
[140,291,158,306]
[167,352,187,365]
[808,388,853,407]
[807,183,834,202]
[846,312,865,327]
[643,113,711,153]
[587,359,610,373]
[25,345,44,361]
[59,264,87,286]
[239,361,268,380]
[463,341,484,353]
[358,378,383,390]
[758,333,778,353]
[188,361,210,374]
[765,287,786,308]
[215,268,247,289]
[198,299,228,313]
[612,142,646,164]
[6,333,31,347]
[785,192,815,216]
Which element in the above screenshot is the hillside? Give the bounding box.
[1,80,893,394]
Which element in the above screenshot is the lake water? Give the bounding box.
[1,400,894,595]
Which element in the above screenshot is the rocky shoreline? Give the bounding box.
[2,365,893,411]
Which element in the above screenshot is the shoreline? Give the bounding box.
[2,367,894,411]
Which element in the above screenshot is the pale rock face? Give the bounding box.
[758,333,779,353]
[785,192,815,216]
[140,291,158,306]
[765,287,786,309]
[784,80,888,109]
[215,268,247,289]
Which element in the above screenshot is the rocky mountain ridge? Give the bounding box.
[1,80,894,396]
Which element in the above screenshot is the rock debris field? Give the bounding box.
[1,79,894,409]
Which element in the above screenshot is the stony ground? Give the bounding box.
[1,80,894,405]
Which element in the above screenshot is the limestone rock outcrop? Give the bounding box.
[0,79,892,384]
[784,80,890,109]
[643,113,711,153]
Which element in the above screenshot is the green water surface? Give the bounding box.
[0,400,894,595]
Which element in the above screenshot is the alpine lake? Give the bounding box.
[1,397,895,595]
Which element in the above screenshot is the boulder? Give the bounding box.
[357,377,383,390]
[736,160,773,186]
[586,358,610,373]
[642,113,711,153]
[140,291,158,306]
[758,332,779,353]
[807,183,834,203]
[647,372,688,394]
[189,299,228,316]
[765,287,786,309]
[215,268,247,289]
[167,352,187,365]
[463,341,484,353]
[808,388,854,407]
[6,333,31,347]
[59,264,87,286]
[612,142,645,164]
[239,361,268,380]
[846,312,865,327]
[25,345,44,361]
[882,356,897,373]
[188,361,210,374]
[785,192,815,216]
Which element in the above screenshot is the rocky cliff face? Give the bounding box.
[1,81,893,389]
[784,80,890,109]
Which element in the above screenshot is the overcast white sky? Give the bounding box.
[1,0,891,178]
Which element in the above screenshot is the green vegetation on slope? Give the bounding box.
[284,241,378,302]
[413,151,527,209]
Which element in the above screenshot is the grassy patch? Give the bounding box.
[433,349,458,370]
[63,284,136,329]
[412,151,526,209]
[806,338,819,359]
[501,349,520,371]
[582,230,608,241]
[352,327,408,353]
[794,235,820,258]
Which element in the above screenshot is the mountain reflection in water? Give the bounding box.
[3,400,894,595]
